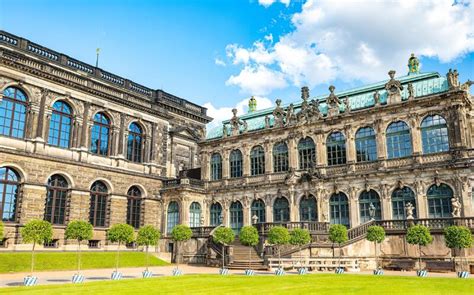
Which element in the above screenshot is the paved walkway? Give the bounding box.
[0,266,469,287]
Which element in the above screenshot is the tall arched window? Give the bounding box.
[330,193,349,227]
[90,112,110,156]
[48,101,72,148]
[230,201,243,234]
[167,201,179,233]
[229,150,243,178]
[127,123,143,163]
[421,115,449,154]
[189,202,202,227]
[273,142,289,172]
[126,186,141,229]
[0,167,20,222]
[386,121,412,159]
[210,153,222,180]
[273,197,290,223]
[327,132,346,166]
[359,190,381,223]
[391,187,416,220]
[298,137,316,170]
[427,184,453,218]
[0,87,27,138]
[251,199,266,223]
[210,202,222,226]
[44,174,68,225]
[250,146,265,176]
[300,195,317,222]
[355,127,377,162]
[89,181,108,227]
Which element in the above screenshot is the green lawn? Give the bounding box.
[1,274,472,295]
[0,252,169,273]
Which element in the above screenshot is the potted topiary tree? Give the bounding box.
[329,224,348,274]
[289,228,311,275]
[171,224,192,276]
[239,226,259,276]
[406,224,433,277]
[107,223,135,280]
[213,226,235,275]
[65,220,93,283]
[20,219,53,286]
[366,225,386,275]
[444,225,473,278]
[268,226,290,275]
[136,225,161,278]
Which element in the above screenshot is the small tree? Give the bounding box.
[406,225,433,271]
[213,227,235,269]
[366,225,386,270]
[239,226,259,270]
[20,220,53,275]
[107,224,135,272]
[444,226,473,272]
[171,225,192,270]
[329,224,348,269]
[267,226,290,268]
[289,228,311,268]
[137,225,161,271]
[65,220,93,274]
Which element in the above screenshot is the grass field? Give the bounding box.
[0,252,169,273]
[1,274,472,295]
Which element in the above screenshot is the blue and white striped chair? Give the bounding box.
[72,273,85,283]
[373,269,384,275]
[142,270,153,278]
[23,276,38,286]
[416,270,428,277]
[172,268,183,276]
[275,267,285,276]
[244,269,255,276]
[298,267,308,275]
[111,271,122,280]
[219,268,229,275]
[335,267,345,274]
[457,271,469,279]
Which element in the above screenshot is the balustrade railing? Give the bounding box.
[376,217,474,231]
[256,222,329,236]
[347,220,375,241]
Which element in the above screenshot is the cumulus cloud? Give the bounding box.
[225,64,287,95]
[214,57,226,66]
[258,0,291,8]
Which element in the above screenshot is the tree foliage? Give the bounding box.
[289,228,311,247]
[171,225,193,242]
[444,226,473,250]
[107,224,135,244]
[366,226,386,244]
[268,226,290,246]
[65,220,93,242]
[137,225,161,247]
[21,219,53,245]
[329,224,348,245]
[239,226,259,247]
[406,225,433,247]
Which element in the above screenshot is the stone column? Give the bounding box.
[18,184,47,223]
[242,198,250,226]
[201,152,210,181]
[264,140,272,174]
[222,149,230,179]
[25,103,39,140]
[414,182,427,219]
[68,190,90,221]
[379,184,391,220]
[374,119,387,160]
[150,122,157,162]
[117,113,126,157]
[80,102,91,149]
[109,195,127,226]
[349,188,359,227]
[345,125,356,164]
[242,144,250,177]
[409,114,422,155]
[222,202,230,227]
[181,198,190,227]
[288,137,297,170]
[289,189,298,222]
[265,198,273,222]
[35,88,48,140]
[316,133,326,166]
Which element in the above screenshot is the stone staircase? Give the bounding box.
[228,238,267,270]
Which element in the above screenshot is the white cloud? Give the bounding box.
[225,64,287,95]
[258,0,291,8]
[214,57,226,66]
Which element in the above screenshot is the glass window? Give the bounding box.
[89,181,108,227]
[421,115,449,154]
[167,201,179,233]
[327,132,346,166]
[189,202,202,227]
[127,123,143,163]
[0,87,27,139]
[210,202,222,226]
[126,186,141,229]
[44,174,68,225]
[250,146,265,176]
[230,201,243,234]
[273,197,290,223]
[298,137,316,170]
[273,142,289,173]
[210,153,222,180]
[229,150,243,178]
[391,187,416,220]
[90,112,110,156]
[386,121,412,159]
[48,101,72,148]
[0,167,20,222]
[359,190,381,223]
[330,193,349,227]
[299,195,317,222]
[427,184,453,218]
[355,127,377,162]
[251,199,266,223]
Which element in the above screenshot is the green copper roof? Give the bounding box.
[206,71,448,140]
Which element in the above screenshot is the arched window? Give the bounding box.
[90,112,110,156]
[327,132,346,166]
[386,121,412,159]
[89,181,108,227]
[355,127,377,162]
[250,146,265,176]
[251,199,266,223]
[0,167,20,222]
[0,87,27,138]
[126,186,141,229]
[300,195,317,222]
[48,101,72,148]
[167,201,179,233]
[230,201,243,234]
[421,115,449,154]
[210,153,222,180]
[44,174,68,225]
[127,123,143,163]
[273,142,289,172]
[229,150,243,178]
[273,197,290,223]
[427,184,453,218]
[189,202,202,227]
[329,193,349,227]
[359,190,381,223]
[298,137,316,170]
[391,187,416,220]
[210,202,222,226]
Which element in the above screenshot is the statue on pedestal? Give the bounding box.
[373,90,381,106]
[407,83,415,100]
[326,85,341,117]
[229,108,247,136]
[451,197,462,218]
[405,202,415,220]
[273,99,286,128]
[385,70,403,104]
[286,103,297,126]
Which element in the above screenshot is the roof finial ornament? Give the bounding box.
[248,96,257,113]
[408,53,420,75]
[301,86,309,101]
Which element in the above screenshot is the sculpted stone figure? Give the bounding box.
[310,99,321,119]
[286,103,297,126]
[344,96,351,113]
[451,197,462,218]
[405,202,415,220]
[407,53,420,74]
[229,108,247,136]
[447,69,460,89]
[264,115,271,129]
[285,167,301,186]
[373,90,381,106]
[326,85,341,117]
[407,83,415,100]
[385,70,403,104]
[273,99,286,128]
[222,124,228,137]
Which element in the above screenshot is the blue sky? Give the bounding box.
[1,0,473,127]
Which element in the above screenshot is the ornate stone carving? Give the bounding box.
[229,108,248,136]
[451,197,462,218]
[264,115,271,129]
[285,168,301,186]
[273,99,286,128]
[405,202,415,219]
[286,103,297,126]
[447,69,460,90]
[407,83,415,100]
[385,70,403,104]
[373,90,381,106]
[344,96,351,113]
[326,85,341,117]
[407,53,420,75]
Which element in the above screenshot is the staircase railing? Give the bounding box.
[376,217,474,232]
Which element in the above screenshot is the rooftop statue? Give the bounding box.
[229,108,248,136]
[407,53,420,75]
[326,85,341,117]
[297,86,315,123]
[407,83,415,100]
[273,99,286,128]
[373,90,381,106]
[447,69,461,90]
[344,96,351,113]
[310,99,321,119]
[385,70,403,104]
[248,96,257,113]
[286,103,297,126]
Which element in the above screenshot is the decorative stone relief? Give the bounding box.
[326,85,341,117]
[385,70,403,104]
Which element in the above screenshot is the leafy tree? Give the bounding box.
[213,226,235,269]
[20,219,53,275]
[366,225,386,270]
[329,224,348,268]
[289,228,311,268]
[268,226,290,268]
[65,220,93,273]
[137,225,161,271]
[406,225,433,271]
[239,226,259,270]
[107,223,135,272]
[171,225,192,270]
[444,226,473,272]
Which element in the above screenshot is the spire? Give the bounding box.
[248,96,257,113]
[407,53,420,75]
